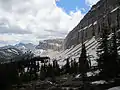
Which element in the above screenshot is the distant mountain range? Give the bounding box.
[0,39,64,63]
[0,46,23,63]
[15,43,36,53]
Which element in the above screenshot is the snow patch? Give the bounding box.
[108,86,120,90]
[91,80,107,85]
[111,6,120,13]
[55,37,98,67]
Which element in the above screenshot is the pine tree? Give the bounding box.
[40,64,46,80]
[97,23,110,78]
[70,59,74,74]
[97,24,119,78]
[65,58,70,74]
[111,27,118,57]
[53,60,60,76]
[79,43,89,75]
[108,27,119,77]
[46,63,55,82]
[73,59,78,74]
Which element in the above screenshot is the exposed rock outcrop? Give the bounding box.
[36,39,64,51]
[64,0,120,50]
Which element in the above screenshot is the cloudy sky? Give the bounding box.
[0,0,99,46]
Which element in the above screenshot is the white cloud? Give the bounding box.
[85,0,100,7]
[0,0,84,46]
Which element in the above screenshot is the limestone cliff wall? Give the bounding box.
[64,0,120,50]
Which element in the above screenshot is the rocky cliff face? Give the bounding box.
[36,39,64,51]
[64,0,120,50]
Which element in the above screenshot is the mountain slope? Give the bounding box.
[56,37,98,66]
[64,0,120,50]
[0,46,23,63]
[0,39,64,63]
[15,43,36,53]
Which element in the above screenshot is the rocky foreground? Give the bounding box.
[11,74,120,90]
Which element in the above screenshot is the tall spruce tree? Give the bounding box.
[97,23,110,77]
[97,23,119,78]
[53,60,60,76]
[79,43,89,75]
[70,59,78,74]
[65,58,70,74]
[73,59,78,74]
[108,27,119,77]
[70,59,74,74]
[111,27,118,57]
[40,64,46,80]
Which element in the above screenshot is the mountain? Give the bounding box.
[0,46,23,63]
[55,0,120,66]
[56,37,98,66]
[35,39,64,58]
[0,39,64,63]
[36,39,64,51]
[64,0,120,50]
[15,43,36,53]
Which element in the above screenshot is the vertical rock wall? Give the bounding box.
[64,0,120,50]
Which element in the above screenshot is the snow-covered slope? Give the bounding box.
[108,86,120,90]
[35,39,64,58]
[15,43,36,53]
[55,37,98,66]
[0,46,23,63]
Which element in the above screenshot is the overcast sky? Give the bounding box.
[0,0,99,46]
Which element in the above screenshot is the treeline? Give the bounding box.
[97,23,120,79]
[0,22,120,90]
[0,41,91,89]
[39,43,90,81]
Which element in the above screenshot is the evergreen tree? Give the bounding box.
[53,60,60,76]
[79,43,89,75]
[65,58,70,74]
[97,24,109,74]
[40,64,46,80]
[110,27,118,57]
[70,59,74,74]
[97,24,119,78]
[46,63,55,81]
[70,59,78,74]
[37,62,40,72]
[108,27,119,77]
[73,59,78,74]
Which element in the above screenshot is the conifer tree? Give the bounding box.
[53,60,60,76]
[108,27,119,77]
[97,23,110,77]
[73,59,78,74]
[111,27,118,57]
[97,24,119,77]
[40,64,46,80]
[70,59,74,74]
[79,43,89,75]
[65,58,70,74]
